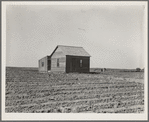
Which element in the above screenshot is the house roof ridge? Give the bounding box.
[57,45,83,48]
[49,45,91,57]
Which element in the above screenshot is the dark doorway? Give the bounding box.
[47,59,51,70]
[71,58,77,72]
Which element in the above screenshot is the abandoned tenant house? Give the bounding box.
[38,45,91,73]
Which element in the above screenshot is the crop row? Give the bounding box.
[5,98,144,113]
[23,106,144,113]
[6,88,143,101]
[76,100,144,113]
[6,82,143,91]
[6,91,144,107]
[6,88,143,100]
[6,85,144,92]
[6,77,141,84]
[6,83,143,95]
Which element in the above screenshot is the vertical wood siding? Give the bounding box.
[66,55,90,73]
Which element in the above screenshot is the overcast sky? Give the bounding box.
[6,3,146,69]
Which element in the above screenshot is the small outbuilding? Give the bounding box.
[38,45,91,73]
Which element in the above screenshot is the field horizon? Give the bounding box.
[5,66,143,71]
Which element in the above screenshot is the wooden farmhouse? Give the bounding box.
[38,45,91,73]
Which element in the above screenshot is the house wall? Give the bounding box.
[66,55,90,73]
[38,56,48,72]
[51,47,66,72]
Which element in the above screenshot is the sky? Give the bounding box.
[6,3,146,69]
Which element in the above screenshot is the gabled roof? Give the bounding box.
[50,45,91,57]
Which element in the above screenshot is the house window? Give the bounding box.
[57,59,59,67]
[42,62,44,67]
[80,59,82,67]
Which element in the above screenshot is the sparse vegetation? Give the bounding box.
[136,68,141,72]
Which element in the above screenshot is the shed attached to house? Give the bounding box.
[38,45,91,73]
[38,56,51,72]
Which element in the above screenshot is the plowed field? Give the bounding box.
[5,67,144,113]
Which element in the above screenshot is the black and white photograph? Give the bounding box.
[2,1,148,120]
